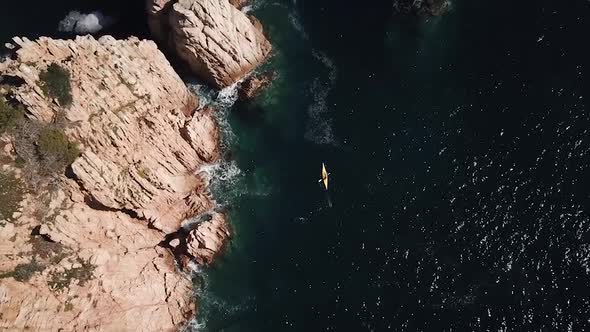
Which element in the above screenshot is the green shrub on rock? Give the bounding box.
[0,259,45,282]
[48,259,96,291]
[0,171,25,222]
[39,63,73,106]
[0,98,24,133]
[37,127,80,167]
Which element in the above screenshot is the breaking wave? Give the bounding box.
[198,160,244,207]
[184,273,253,332]
[183,82,249,331]
[241,0,269,13]
[189,82,240,149]
[58,11,113,34]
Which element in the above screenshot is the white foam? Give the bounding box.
[242,0,274,12]
[189,82,240,110]
[189,84,217,108]
[304,50,339,146]
[199,161,242,184]
[58,11,113,34]
[183,319,206,332]
[184,270,253,331]
[188,82,240,148]
[215,83,240,109]
[198,160,245,207]
[288,13,308,39]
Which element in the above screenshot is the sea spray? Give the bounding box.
[190,81,241,150]
[243,0,276,13]
[198,161,245,207]
[58,11,114,34]
[184,3,338,330]
[183,271,251,332]
[184,79,249,332]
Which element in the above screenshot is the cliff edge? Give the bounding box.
[0,35,229,331]
[147,0,272,88]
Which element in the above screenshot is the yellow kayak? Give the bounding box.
[321,163,329,190]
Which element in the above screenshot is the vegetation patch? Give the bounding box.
[0,98,25,134]
[12,122,80,183]
[39,63,73,106]
[30,234,64,259]
[64,301,74,312]
[0,259,44,282]
[48,259,96,291]
[37,127,80,167]
[137,167,150,179]
[0,171,25,222]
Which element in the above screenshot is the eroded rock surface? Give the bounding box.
[185,212,231,265]
[3,35,218,233]
[0,36,231,331]
[168,0,272,88]
[238,72,274,101]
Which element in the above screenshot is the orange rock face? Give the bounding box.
[168,0,272,88]
[0,36,230,331]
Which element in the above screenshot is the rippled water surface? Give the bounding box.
[1,0,589,331]
[193,0,590,331]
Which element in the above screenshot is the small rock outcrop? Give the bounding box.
[229,0,249,10]
[238,72,274,101]
[0,35,230,331]
[166,0,272,88]
[185,212,231,265]
[392,0,450,16]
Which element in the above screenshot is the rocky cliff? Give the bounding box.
[147,0,272,88]
[0,35,230,331]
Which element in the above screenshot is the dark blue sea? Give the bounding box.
[2,0,589,331]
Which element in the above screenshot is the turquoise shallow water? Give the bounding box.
[1,0,590,331]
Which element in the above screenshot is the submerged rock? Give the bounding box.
[237,71,275,101]
[0,35,230,331]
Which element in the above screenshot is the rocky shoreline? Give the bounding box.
[0,0,270,330]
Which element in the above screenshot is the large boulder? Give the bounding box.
[168,0,272,88]
[185,212,231,265]
[237,71,274,101]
